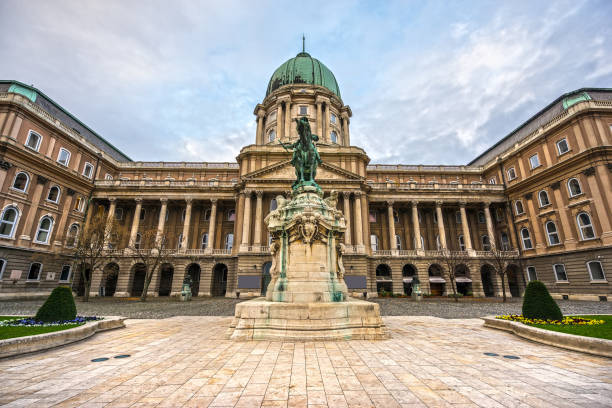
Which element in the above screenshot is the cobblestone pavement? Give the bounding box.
[1,316,611,407]
[2,297,611,319]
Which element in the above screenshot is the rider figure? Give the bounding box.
[279,117,322,188]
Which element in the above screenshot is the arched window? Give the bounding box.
[370,234,378,251]
[587,261,606,281]
[59,265,71,282]
[82,162,94,179]
[0,259,6,279]
[27,262,42,280]
[25,130,42,151]
[521,228,533,250]
[177,233,183,249]
[0,206,19,238]
[393,210,399,223]
[57,148,71,166]
[515,200,524,215]
[477,211,486,224]
[204,209,211,221]
[134,233,142,249]
[395,234,402,250]
[34,216,54,244]
[458,235,465,251]
[225,233,234,250]
[66,223,79,247]
[435,235,441,250]
[481,235,491,251]
[105,173,113,180]
[181,209,186,222]
[12,172,29,192]
[270,198,277,211]
[227,209,236,221]
[201,233,208,249]
[268,130,276,142]
[545,221,560,245]
[47,186,60,203]
[538,190,550,207]
[567,178,582,197]
[577,212,595,240]
[330,130,338,144]
[500,232,510,250]
[415,235,425,250]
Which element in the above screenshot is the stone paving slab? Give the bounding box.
[0,316,610,407]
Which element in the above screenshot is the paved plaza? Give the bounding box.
[1,316,611,407]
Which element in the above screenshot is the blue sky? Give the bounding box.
[1,0,611,164]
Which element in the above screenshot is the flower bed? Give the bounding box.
[1,316,101,327]
[0,316,102,340]
[497,314,604,326]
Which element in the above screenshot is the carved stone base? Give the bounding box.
[227,297,390,341]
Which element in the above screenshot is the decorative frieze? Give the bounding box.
[582,167,596,177]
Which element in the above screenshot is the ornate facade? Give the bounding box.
[0,51,610,301]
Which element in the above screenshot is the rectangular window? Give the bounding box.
[587,261,606,281]
[269,110,277,122]
[489,177,496,184]
[83,163,94,179]
[529,154,540,169]
[553,264,568,281]
[299,106,307,115]
[330,113,337,124]
[26,131,42,151]
[556,138,569,155]
[507,167,517,181]
[526,266,537,281]
[114,208,123,221]
[74,197,85,212]
[57,148,71,166]
[27,262,42,280]
[59,265,71,281]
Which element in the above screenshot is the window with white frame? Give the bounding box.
[177,233,183,249]
[538,190,550,207]
[201,233,208,249]
[225,233,234,250]
[414,235,425,250]
[477,211,485,224]
[227,209,235,221]
[577,212,595,240]
[59,265,71,282]
[330,130,338,144]
[105,173,113,180]
[395,234,402,250]
[455,211,462,224]
[114,207,123,220]
[134,233,142,249]
[545,221,560,245]
[507,167,517,180]
[521,227,533,249]
[82,162,94,179]
[526,266,537,281]
[458,235,465,251]
[553,264,568,281]
[12,172,29,192]
[481,235,491,251]
[0,206,19,238]
[57,148,71,166]
[268,129,276,142]
[500,232,510,250]
[370,234,378,251]
[0,259,6,279]
[330,113,337,124]
[556,138,569,155]
[587,261,606,281]
[181,209,186,222]
[66,223,79,247]
[567,178,582,197]
[299,106,307,115]
[25,130,42,151]
[47,186,60,203]
[74,196,85,212]
[34,216,54,244]
[529,154,540,169]
[489,177,496,184]
[515,200,524,215]
[435,235,441,250]
[27,262,42,280]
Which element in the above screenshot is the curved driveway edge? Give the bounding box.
[482,316,612,358]
[0,316,125,359]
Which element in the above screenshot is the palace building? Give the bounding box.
[0,50,610,301]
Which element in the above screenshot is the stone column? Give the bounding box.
[524,194,545,252]
[341,113,350,146]
[256,111,265,145]
[343,192,352,245]
[128,198,143,248]
[240,190,252,250]
[18,176,46,244]
[483,203,496,249]
[276,102,283,140]
[284,101,292,139]
[253,190,263,246]
[584,167,612,245]
[459,202,473,252]
[207,198,218,251]
[156,198,168,245]
[102,198,116,249]
[505,204,520,250]
[316,102,323,137]
[387,201,396,251]
[411,201,422,251]
[57,194,76,248]
[354,192,364,247]
[181,198,193,251]
[435,201,447,250]
[324,103,331,142]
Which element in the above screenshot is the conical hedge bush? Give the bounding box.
[522,281,562,321]
[35,286,77,322]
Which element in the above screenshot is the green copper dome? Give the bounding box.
[266,52,341,98]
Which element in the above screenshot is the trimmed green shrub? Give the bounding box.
[522,281,562,321]
[35,286,77,322]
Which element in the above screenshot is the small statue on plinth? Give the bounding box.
[412,275,423,301]
[181,275,193,301]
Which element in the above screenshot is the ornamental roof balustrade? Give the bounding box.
[367,164,484,172]
[366,182,505,192]
[95,179,238,188]
[116,161,239,169]
[370,249,519,258]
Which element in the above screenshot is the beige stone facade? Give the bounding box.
[0,70,610,301]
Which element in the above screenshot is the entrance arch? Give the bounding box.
[102,263,119,297]
[211,263,228,297]
[261,262,272,296]
[454,264,472,296]
[402,264,417,295]
[130,263,147,297]
[428,264,445,296]
[186,263,201,296]
[375,264,392,293]
[158,264,174,296]
[506,264,523,297]
[480,264,496,297]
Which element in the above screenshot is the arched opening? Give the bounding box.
[428,264,445,296]
[480,264,496,297]
[211,263,228,296]
[402,264,417,295]
[130,263,147,297]
[76,264,91,297]
[375,264,392,293]
[102,263,119,297]
[261,261,272,296]
[158,264,174,296]
[454,264,472,296]
[186,263,201,297]
[506,264,523,297]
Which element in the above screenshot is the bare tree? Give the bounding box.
[487,248,521,303]
[437,250,471,302]
[71,212,120,302]
[128,229,175,302]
